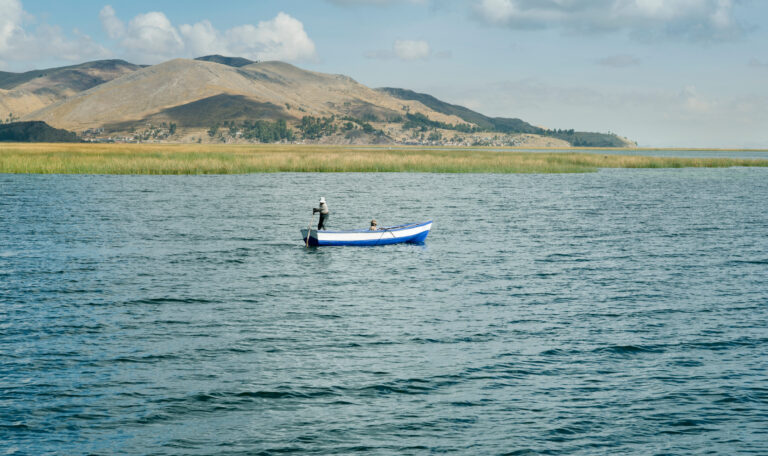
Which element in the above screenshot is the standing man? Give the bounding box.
[313,197,329,230]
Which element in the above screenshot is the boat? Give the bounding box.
[302,221,432,247]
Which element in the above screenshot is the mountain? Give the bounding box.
[377,87,540,134]
[25,58,466,132]
[194,55,257,68]
[0,60,142,121]
[133,94,290,128]
[378,87,630,147]
[3,56,633,147]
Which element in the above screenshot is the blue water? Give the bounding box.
[401,147,768,159]
[2,169,767,455]
[551,148,768,159]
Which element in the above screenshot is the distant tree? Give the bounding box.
[401,112,478,133]
[298,116,337,139]
[237,118,294,143]
[428,131,442,142]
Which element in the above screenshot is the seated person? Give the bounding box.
[369,219,379,230]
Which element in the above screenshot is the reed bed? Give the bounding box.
[1,143,767,174]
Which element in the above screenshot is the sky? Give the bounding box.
[1,0,767,148]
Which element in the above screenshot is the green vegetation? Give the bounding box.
[340,116,383,136]
[2,113,20,124]
[298,116,338,139]
[295,115,386,140]
[0,122,79,142]
[204,119,294,142]
[544,129,629,148]
[2,143,767,175]
[402,112,479,133]
[239,119,294,142]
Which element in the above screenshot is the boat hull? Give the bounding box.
[302,221,432,247]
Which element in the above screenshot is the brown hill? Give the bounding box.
[0,60,141,121]
[24,58,467,133]
[7,55,632,147]
[129,94,291,128]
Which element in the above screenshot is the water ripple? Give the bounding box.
[1,170,767,455]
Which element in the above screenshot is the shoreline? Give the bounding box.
[2,143,767,175]
[341,144,768,152]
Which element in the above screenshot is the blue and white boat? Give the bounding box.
[302,221,432,247]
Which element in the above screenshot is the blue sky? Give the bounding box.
[1,0,767,147]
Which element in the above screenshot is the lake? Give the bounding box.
[2,168,767,455]
[399,147,768,160]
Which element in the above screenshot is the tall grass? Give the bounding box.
[1,143,767,174]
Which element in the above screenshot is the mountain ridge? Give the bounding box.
[194,55,257,68]
[377,87,539,133]
[0,59,143,122]
[0,59,141,90]
[1,56,633,147]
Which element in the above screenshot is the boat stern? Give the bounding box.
[301,229,319,247]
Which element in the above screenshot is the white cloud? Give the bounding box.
[367,39,433,61]
[0,0,108,67]
[19,25,109,62]
[224,13,316,61]
[179,21,225,58]
[99,5,124,40]
[0,0,23,54]
[121,12,184,61]
[475,0,743,41]
[100,7,316,63]
[394,40,431,60]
